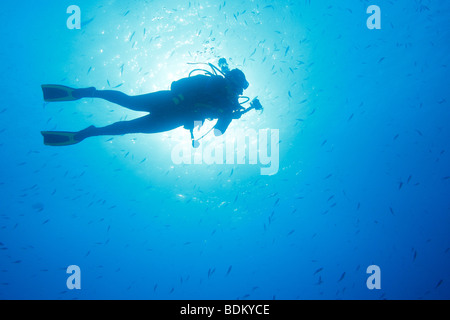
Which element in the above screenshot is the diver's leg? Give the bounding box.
[78,89,175,113]
[74,114,184,141]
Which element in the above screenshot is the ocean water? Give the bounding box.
[0,0,449,300]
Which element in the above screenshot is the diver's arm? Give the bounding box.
[214,116,233,136]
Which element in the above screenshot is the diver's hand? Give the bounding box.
[231,110,244,119]
[232,111,242,119]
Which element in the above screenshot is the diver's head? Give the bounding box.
[226,69,249,95]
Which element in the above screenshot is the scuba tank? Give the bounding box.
[186,58,263,148]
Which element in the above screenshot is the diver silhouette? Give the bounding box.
[40,59,262,147]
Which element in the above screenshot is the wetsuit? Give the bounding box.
[77,75,241,141]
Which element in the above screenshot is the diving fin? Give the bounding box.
[41,131,81,146]
[41,85,96,102]
[41,85,79,102]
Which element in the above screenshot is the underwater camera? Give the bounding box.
[250,98,263,111]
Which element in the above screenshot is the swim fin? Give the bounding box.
[41,131,81,146]
[41,84,81,102]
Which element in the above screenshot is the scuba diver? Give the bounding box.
[40,58,262,147]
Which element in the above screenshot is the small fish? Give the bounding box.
[314,267,323,275]
[129,31,135,42]
[338,272,345,282]
[81,17,95,28]
[226,265,232,276]
[284,46,290,56]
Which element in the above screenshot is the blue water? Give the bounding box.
[1,0,449,300]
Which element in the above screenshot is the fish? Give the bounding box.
[338,272,345,282]
[284,46,290,56]
[81,17,95,28]
[314,267,323,275]
[226,265,232,276]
